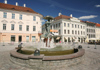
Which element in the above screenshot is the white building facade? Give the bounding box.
[95,24,100,40]
[51,13,87,43]
[0,1,43,43]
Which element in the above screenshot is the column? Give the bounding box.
[16,35,18,42]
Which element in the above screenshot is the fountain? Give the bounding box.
[10,16,85,70]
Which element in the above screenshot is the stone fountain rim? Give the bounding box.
[10,49,85,61]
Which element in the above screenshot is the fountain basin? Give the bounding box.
[20,49,74,56]
[10,49,85,70]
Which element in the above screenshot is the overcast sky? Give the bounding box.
[0,0,100,24]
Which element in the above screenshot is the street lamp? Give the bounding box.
[2,41,5,46]
[94,39,97,49]
[2,35,5,46]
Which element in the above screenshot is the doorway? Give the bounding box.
[19,36,22,42]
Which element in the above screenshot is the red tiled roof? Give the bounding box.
[0,3,42,16]
[96,23,100,27]
[80,20,96,25]
[80,20,85,23]
[55,15,71,20]
[85,21,96,24]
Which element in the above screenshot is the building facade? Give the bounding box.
[50,13,87,43]
[96,23,100,40]
[84,21,96,39]
[0,1,43,43]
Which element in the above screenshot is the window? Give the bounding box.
[59,23,60,27]
[3,24,6,30]
[11,24,14,30]
[3,12,7,18]
[81,31,82,35]
[68,30,70,34]
[32,36,36,42]
[56,24,57,28]
[83,26,85,29]
[94,30,95,33]
[89,29,90,32]
[89,34,90,38]
[75,31,77,34]
[72,30,74,34]
[64,29,66,34]
[64,23,66,27]
[26,36,29,42]
[54,25,55,29]
[11,35,15,42]
[19,14,22,20]
[87,29,88,32]
[19,25,22,31]
[78,31,80,35]
[33,16,36,21]
[33,26,36,31]
[83,32,85,35]
[51,25,52,29]
[26,25,29,31]
[78,25,79,28]
[81,26,82,29]
[72,24,74,28]
[75,24,77,28]
[12,13,15,19]
[68,23,70,27]
[59,29,61,35]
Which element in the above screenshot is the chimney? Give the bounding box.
[58,12,62,16]
[16,2,18,6]
[4,0,7,4]
[70,14,73,17]
[23,4,26,7]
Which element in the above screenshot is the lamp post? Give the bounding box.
[94,39,97,49]
[2,41,5,46]
[2,35,5,46]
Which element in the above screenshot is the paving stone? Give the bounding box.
[0,43,100,70]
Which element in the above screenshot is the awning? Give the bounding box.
[89,38,99,40]
[64,37,68,40]
[56,37,60,40]
[41,38,44,40]
[72,37,75,39]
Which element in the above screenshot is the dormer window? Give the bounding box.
[27,10,29,12]
[12,8,15,10]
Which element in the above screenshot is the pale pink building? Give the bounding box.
[0,0,43,43]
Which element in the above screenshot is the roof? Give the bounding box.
[55,15,71,20]
[96,23,100,27]
[80,20,96,25]
[0,3,42,16]
[85,21,96,24]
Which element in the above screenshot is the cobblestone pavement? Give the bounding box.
[0,43,100,70]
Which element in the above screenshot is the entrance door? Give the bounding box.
[19,36,22,42]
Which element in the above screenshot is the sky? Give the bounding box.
[0,0,100,24]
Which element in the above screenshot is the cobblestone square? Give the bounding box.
[0,43,100,70]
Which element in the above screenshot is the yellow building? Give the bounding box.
[0,0,43,43]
